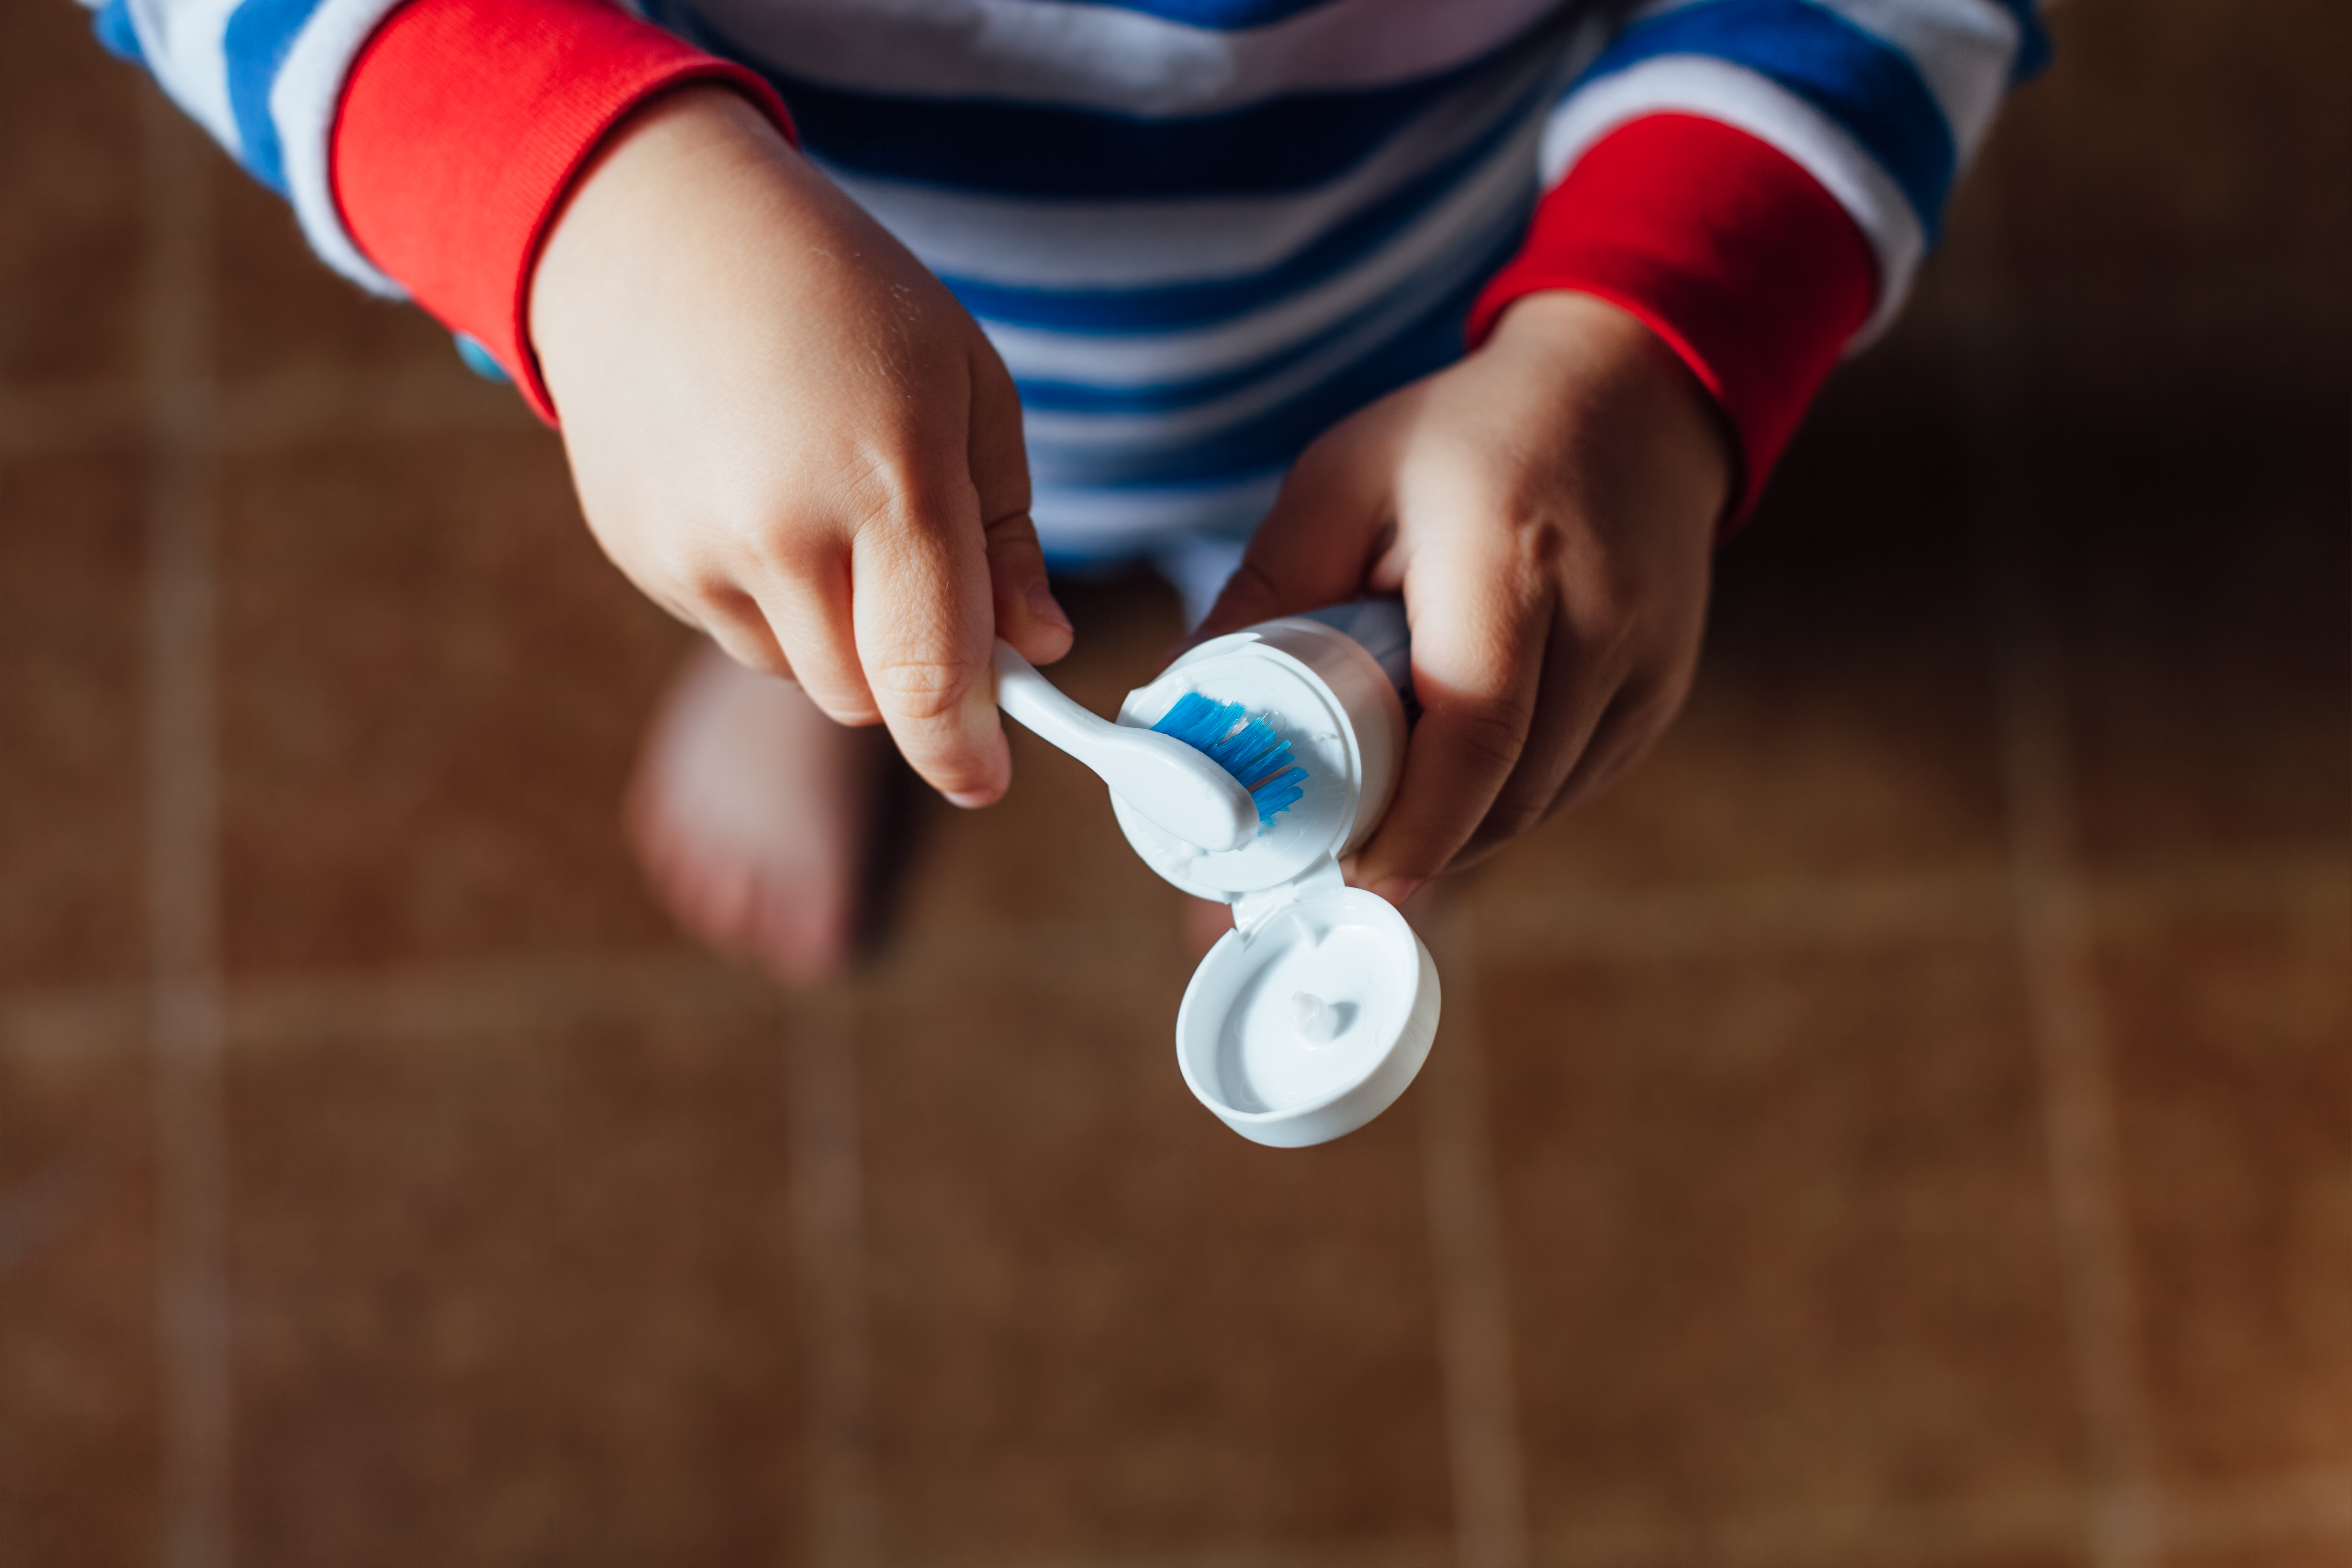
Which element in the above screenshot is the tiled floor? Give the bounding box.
[2,1,2347,1565]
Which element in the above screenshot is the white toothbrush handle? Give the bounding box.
[993,641,1258,853]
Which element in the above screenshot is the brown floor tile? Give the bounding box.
[0,1030,160,1568]
[2164,1542,2352,1568]
[0,4,144,386]
[1476,376,2011,904]
[1994,0,2349,302]
[853,939,1453,1559]
[214,428,691,975]
[2101,896,2352,1487]
[0,449,147,990]
[1480,934,2086,1537]
[1530,1519,2089,1568]
[211,155,477,387]
[225,990,805,1565]
[2051,458,2349,875]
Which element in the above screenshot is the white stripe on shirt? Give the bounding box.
[1542,52,1929,342]
[687,0,1568,114]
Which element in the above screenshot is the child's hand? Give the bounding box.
[1193,291,1730,906]
[528,88,1072,807]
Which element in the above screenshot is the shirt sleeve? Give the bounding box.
[1475,0,2048,518]
[328,0,792,418]
[85,0,789,421]
[89,0,417,292]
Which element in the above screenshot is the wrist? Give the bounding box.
[528,85,798,386]
[1486,290,1736,528]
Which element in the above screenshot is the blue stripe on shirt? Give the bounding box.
[1052,0,1342,25]
[744,34,1537,198]
[1025,235,1506,487]
[222,0,333,193]
[928,69,1545,331]
[91,0,147,64]
[1984,0,2053,80]
[1000,190,1531,413]
[1581,0,1957,238]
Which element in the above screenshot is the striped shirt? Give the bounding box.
[87,0,2046,551]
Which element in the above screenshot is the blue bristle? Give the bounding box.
[1150,691,1310,825]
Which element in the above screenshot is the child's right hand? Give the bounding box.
[527,87,1073,807]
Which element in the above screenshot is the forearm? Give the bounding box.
[330,0,792,416]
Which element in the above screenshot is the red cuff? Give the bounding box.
[1468,113,1876,526]
[330,0,794,422]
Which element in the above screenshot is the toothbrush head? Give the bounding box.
[1150,691,1309,824]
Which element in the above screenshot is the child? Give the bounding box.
[95,0,2042,979]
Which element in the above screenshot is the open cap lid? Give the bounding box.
[1174,857,1440,1148]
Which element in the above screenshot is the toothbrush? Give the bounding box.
[993,641,1295,854]
[1148,691,1310,822]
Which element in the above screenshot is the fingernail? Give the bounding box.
[958,685,1010,802]
[1365,876,1420,909]
[1025,578,1072,631]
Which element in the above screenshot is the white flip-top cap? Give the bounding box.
[1175,859,1440,1147]
[1116,618,1439,1147]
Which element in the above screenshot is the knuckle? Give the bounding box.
[1217,557,1284,615]
[1479,787,1548,846]
[740,644,796,681]
[705,504,818,583]
[1444,699,1531,774]
[833,444,962,541]
[866,657,980,722]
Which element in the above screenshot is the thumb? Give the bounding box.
[1193,431,1395,644]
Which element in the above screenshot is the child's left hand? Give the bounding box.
[1190,290,1731,908]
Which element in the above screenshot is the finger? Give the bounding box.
[965,348,1073,664]
[1191,431,1393,643]
[1544,662,1688,816]
[985,508,1073,665]
[740,547,883,725]
[849,489,1008,806]
[687,584,801,681]
[1455,604,1618,862]
[1349,555,1549,905]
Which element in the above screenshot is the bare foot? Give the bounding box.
[626,639,890,984]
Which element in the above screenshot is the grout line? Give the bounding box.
[2086,847,2352,934]
[0,378,144,455]
[140,90,234,1568]
[211,362,532,450]
[1416,896,1531,1568]
[0,358,527,463]
[1525,1467,2352,1568]
[1536,1488,2087,1568]
[784,985,885,1568]
[900,1540,1455,1568]
[2156,1463,2352,1554]
[221,948,778,1050]
[0,985,151,1060]
[1989,564,2159,1567]
[3,844,2334,1064]
[0,837,2331,1067]
[1963,175,2160,1568]
[814,1467,2352,1568]
[1464,868,2012,965]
